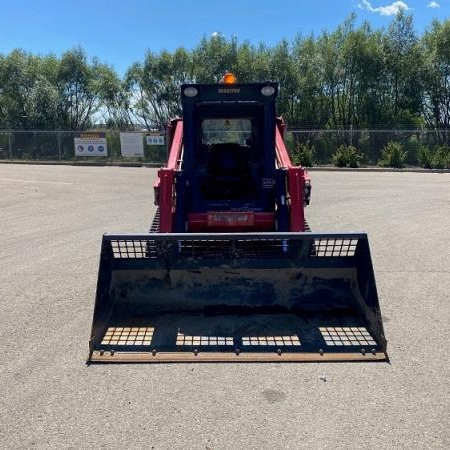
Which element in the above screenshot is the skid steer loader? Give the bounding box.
[88,75,388,363]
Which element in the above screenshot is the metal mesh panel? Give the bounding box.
[176,334,234,346]
[110,240,150,258]
[174,334,302,347]
[319,327,376,346]
[101,327,154,346]
[311,238,358,257]
[177,238,292,258]
[241,335,301,346]
[107,234,363,259]
[109,238,300,259]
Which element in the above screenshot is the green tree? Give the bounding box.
[291,34,328,127]
[192,34,238,82]
[56,47,108,130]
[268,39,298,124]
[383,11,424,127]
[0,50,60,129]
[126,48,194,130]
[233,41,271,83]
[421,19,450,141]
[96,65,132,129]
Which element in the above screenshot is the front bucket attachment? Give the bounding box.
[88,232,388,363]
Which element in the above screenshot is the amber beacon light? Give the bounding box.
[222,72,237,84]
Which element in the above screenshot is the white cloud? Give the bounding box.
[358,1,409,16]
[427,1,440,8]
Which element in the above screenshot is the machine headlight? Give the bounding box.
[184,87,198,97]
[261,85,276,96]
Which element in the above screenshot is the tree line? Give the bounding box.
[0,12,449,133]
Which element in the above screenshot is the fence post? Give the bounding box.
[58,131,62,160]
[111,131,114,163]
[8,132,12,160]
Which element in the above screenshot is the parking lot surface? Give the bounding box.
[0,164,449,449]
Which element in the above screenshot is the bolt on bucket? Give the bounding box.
[88,232,388,363]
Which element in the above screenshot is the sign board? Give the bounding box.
[146,133,165,146]
[120,132,144,157]
[74,132,107,157]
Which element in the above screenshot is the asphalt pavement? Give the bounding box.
[0,164,449,449]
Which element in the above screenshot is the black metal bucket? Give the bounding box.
[88,232,387,363]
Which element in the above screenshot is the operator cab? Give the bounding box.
[178,79,279,231]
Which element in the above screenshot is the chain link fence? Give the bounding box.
[0,129,449,166]
[285,129,450,166]
[0,130,168,163]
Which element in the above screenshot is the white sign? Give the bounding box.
[146,133,165,146]
[120,132,144,157]
[74,133,108,157]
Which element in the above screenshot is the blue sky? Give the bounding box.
[0,0,448,75]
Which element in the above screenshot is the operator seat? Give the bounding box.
[205,143,252,199]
